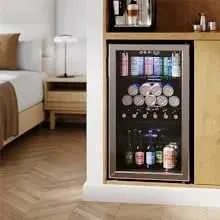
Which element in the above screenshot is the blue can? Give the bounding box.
[130,57,139,76]
[163,57,172,77]
[138,57,144,76]
[154,57,163,76]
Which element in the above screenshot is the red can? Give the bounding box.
[163,143,176,170]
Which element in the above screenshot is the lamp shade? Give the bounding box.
[54,34,78,43]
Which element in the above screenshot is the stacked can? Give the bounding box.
[130,57,139,76]
[153,57,163,76]
[144,57,154,76]
[121,52,129,76]
[172,52,181,77]
[163,57,172,77]
[131,57,144,76]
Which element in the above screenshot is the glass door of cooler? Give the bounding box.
[108,43,191,182]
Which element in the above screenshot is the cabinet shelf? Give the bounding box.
[117,75,181,82]
[104,32,220,41]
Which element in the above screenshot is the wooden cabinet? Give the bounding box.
[195,41,220,185]
[44,76,87,130]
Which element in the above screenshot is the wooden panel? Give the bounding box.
[105,0,220,32]
[4,103,45,146]
[104,32,220,41]
[195,41,220,185]
[46,75,86,83]
[19,103,44,135]
[157,0,220,32]
[47,91,86,103]
[45,102,86,113]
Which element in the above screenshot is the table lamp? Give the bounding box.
[54,34,78,77]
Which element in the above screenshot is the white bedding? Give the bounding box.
[0,70,46,112]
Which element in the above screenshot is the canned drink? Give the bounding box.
[121,52,129,76]
[172,52,181,77]
[163,57,172,77]
[133,95,145,106]
[131,57,144,76]
[144,57,154,76]
[131,57,139,76]
[138,57,144,76]
[151,83,162,96]
[140,83,151,96]
[122,95,133,106]
[163,143,176,170]
[154,57,163,76]
[128,84,139,96]
[145,95,157,107]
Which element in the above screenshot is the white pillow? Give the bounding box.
[17,39,42,72]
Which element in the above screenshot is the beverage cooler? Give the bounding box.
[108,41,193,182]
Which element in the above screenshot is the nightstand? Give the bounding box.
[44,75,86,130]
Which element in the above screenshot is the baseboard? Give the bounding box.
[83,182,220,207]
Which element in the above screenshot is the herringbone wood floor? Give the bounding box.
[0,125,220,220]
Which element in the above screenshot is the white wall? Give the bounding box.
[56,0,86,75]
[0,0,56,73]
[85,0,104,185]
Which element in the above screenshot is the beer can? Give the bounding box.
[154,57,163,76]
[144,57,154,76]
[163,143,176,170]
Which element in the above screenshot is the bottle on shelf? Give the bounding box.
[163,111,169,120]
[171,142,180,167]
[127,0,139,26]
[153,112,158,120]
[113,0,127,26]
[142,112,148,119]
[113,0,126,16]
[132,111,139,119]
[200,12,206,32]
[125,129,134,166]
[135,129,145,167]
[145,130,156,169]
[155,134,163,168]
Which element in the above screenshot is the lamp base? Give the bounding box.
[56,73,75,78]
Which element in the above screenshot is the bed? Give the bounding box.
[0,71,45,147]
[0,35,46,148]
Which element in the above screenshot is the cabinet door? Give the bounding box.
[195,41,220,185]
